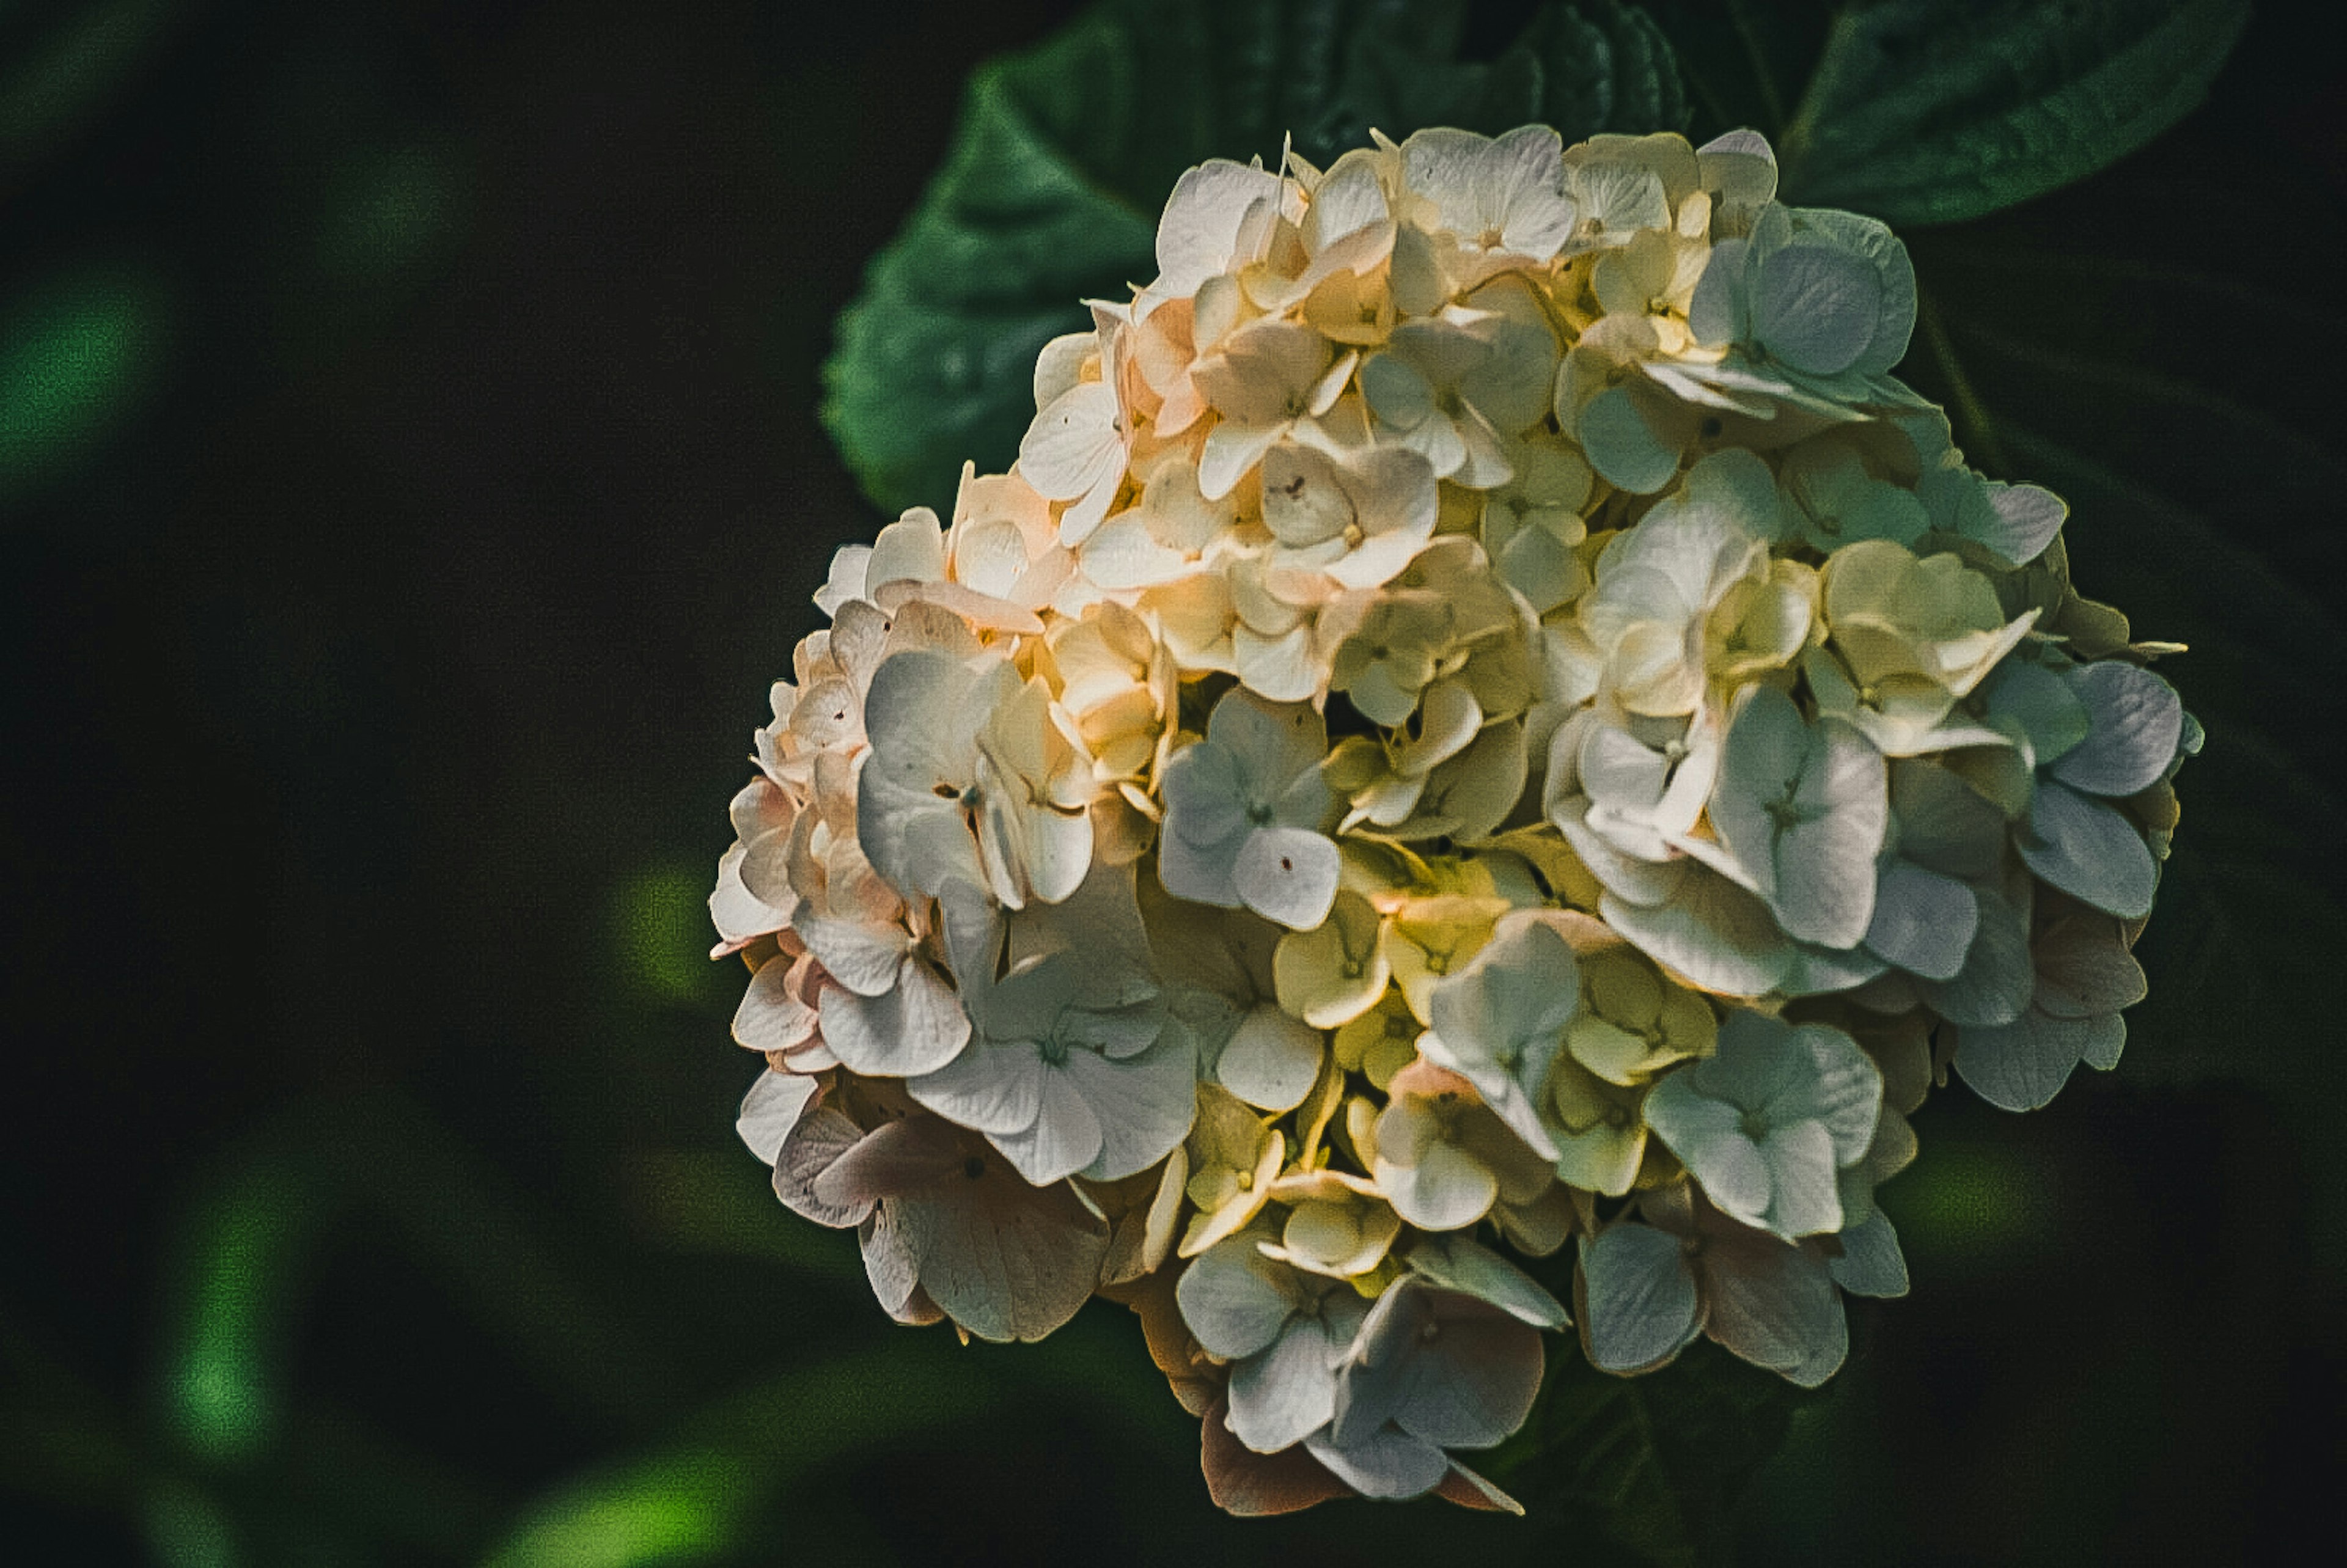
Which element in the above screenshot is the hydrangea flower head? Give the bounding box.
[713,118,2191,1515]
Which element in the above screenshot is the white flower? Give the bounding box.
[1703,682,1889,949]
[1419,910,1587,1159]
[1257,434,1438,592]
[1360,279,1558,488]
[1322,1277,1546,1489]
[1576,450,1777,715]
[1642,1010,1881,1239]
[1398,125,1579,274]
[906,947,1197,1187]
[1178,1229,1375,1456]
[1147,158,1296,305]
[1257,1168,1403,1279]
[1370,1061,1557,1232]
[1158,687,1340,931]
[1576,1192,1848,1386]
[775,1099,1111,1343]
[766,816,971,1078]
[1688,202,1915,398]
[1777,436,1927,552]
[1192,318,1357,500]
[857,648,1096,911]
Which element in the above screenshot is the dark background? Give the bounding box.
[4,1,2341,1563]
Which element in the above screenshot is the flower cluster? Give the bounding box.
[714,124,2193,1515]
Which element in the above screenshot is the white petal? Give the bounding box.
[1233,826,1341,931]
[1398,1302,1544,1449]
[1577,1226,1702,1374]
[2051,662,2184,798]
[821,958,972,1077]
[2019,780,2158,918]
[991,1064,1106,1186]
[1067,1029,1201,1182]
[1178,1236,1301,1360]
[1757,1121,1842,1238]
[1600,874,1792,998]
[1019,382,1123,502]
[1304,1424,1449,1500]
[1199,417,1289,502]
[1752,242,1879,377]
[893,1165,1107,1343]
[906,1032,1045,1136]
[1229,1318,1343,1454]
[1578,384,1681,494]
[731,956,818,1055]
[1773,721,1887,948]
[1863,859,1977,981]
[735,1069,818,1165]
[1829,1209,1909,1299]
[1952,1008,2119,1112]
[1218,1005,1326,1112]
[1376,1139,1499,1232]
[1407,1233,1570,1327]
[794,915,908,998]
[1156,160,1285,297]
[773,1106,872,1228]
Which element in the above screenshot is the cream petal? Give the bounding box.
[1233,826,1341,932]
[1217,1005,1326,1112]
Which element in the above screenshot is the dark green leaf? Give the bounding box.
[1777,0,2251,225]
[1484,1340,1816,1567]
[820,0,1688,517]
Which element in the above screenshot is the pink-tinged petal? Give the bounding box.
[732,957,820,1055]
[1201,1397,1351,1515]
[773,1105,872,1229]
[793,915,908,998]
[813,1115,965,1209]
[892,1155,1108,1343]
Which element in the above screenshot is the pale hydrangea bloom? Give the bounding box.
[708,118,2189,1518]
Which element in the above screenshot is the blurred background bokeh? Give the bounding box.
[4,1,2342,1563]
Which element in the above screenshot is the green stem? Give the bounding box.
[1724,0,1788,134]
[1917,286,2008,475]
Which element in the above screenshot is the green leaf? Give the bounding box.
[820,0,1688,518]
[1483,1339,1816,1567]
[1776,0,2251,225]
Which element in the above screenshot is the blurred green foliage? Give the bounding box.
[2,1,2339,1564]
[0,260,169,502]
